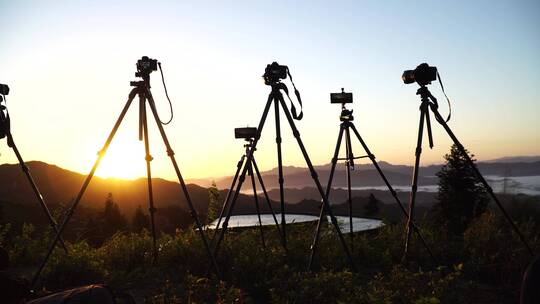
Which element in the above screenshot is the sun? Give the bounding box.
[94,137,147,179]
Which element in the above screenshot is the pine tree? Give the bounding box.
[102,193,127,238]
[364,193,380,217]
[132,205,150,233]
[433,144,489,236]
[207,181,221,224]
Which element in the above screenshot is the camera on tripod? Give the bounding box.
[402,63,437,86]
[235,127,257,140]
[135,56,158,77]
[263,62,287,85]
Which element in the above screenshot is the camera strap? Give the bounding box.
[156,62,174,125]
[286,68,303,120]
[437,71,452,123]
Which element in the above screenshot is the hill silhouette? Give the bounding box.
[0,161,432,233]
[201,159,540,190]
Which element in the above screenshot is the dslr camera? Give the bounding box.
[263,62,287,85]
[136,56,158,77]
[235,127,257,140]
[402,63,437,86]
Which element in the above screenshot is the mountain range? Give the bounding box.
[190,157,540,191]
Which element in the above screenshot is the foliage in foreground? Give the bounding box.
[2,209,538,303]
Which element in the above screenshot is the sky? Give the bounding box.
[0,0,539,181]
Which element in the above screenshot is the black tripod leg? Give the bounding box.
[348,123,436,261]
[210,154,245,243]
[252,157,286,249]
[404,103,428,260]
[430,105,534,256]
[7,134,68,253]
[249,161,265,248]
[345,124,354,251]
[212,95,274,258]
[140,98,158,263]
[145,91,221,277]
[31,88,139,289]
[308,123,346,270]
[273,94,287,247]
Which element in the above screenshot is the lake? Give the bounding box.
[207,214,384,233]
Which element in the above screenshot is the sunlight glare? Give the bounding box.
[94,137,146,179]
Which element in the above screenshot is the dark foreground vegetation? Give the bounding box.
[1,209,538,303]
[2,146,540,303]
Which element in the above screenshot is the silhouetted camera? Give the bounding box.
[136,56,158,77]
[330,88,353,104]
[235,127,257,140]
[0,84,9,96]
[402,63,437,86]
[263,62,287,85]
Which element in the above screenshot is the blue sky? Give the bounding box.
[1,0,539,179]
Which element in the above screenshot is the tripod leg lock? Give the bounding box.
[368,153,376,160]
[411,185,418,192]
[292,130,300,138]
[415,147,422,157]
[166,148,175,157]
[278,177,284,184]
[275,137,282,144]
[145,154,154,162]
[311,172,318,179]
[97,149,106,157]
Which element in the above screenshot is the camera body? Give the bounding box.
[402,63,437,86]
[263,62,287,85]
[0,84,9,96]
[135,56,158,77]
[235,127,257,140]
[330,89,353,104]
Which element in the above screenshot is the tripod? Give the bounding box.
[210,72,356,271]
[403,85,534,258]
[210,136,285,249]
[31,59,220,289]
[0,95,68,253]
[308,101,435,270]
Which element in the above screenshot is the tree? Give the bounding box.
[102,193,127,238]
[206,181,221,224]
[433,144,489,236]
[364,193,380,217]
[132,205,150,233]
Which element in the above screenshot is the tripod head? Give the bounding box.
[340,108,354,122]
[417,85,438,108]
